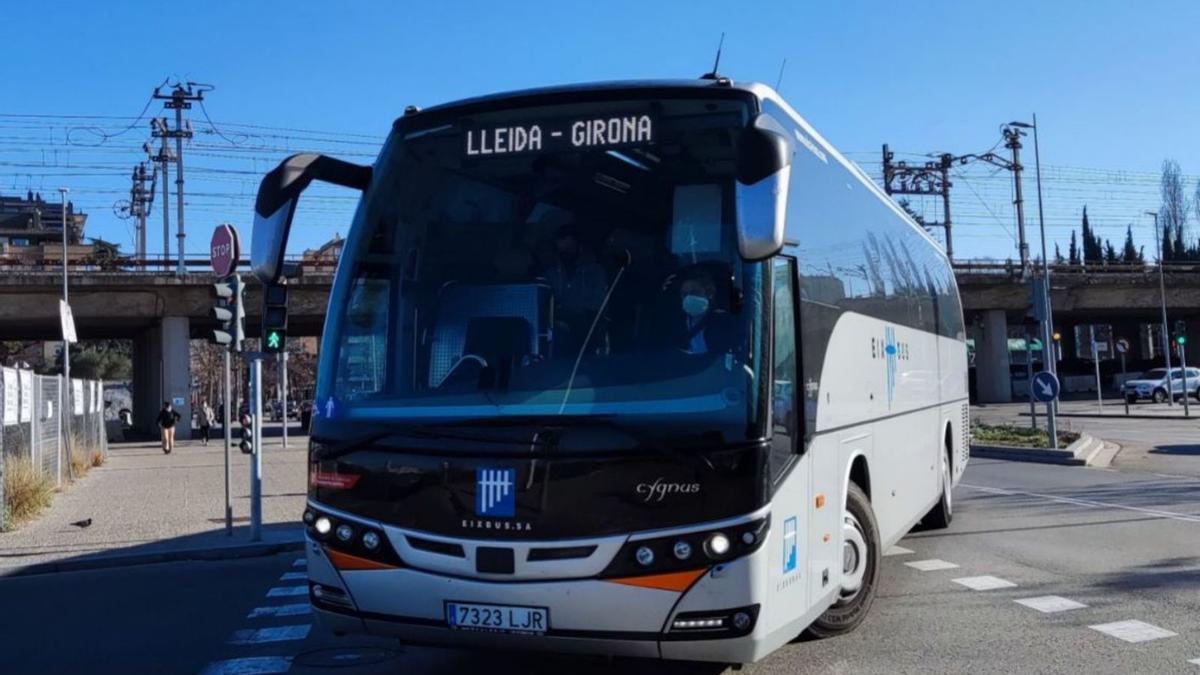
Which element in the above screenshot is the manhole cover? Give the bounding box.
[293,646,401,668]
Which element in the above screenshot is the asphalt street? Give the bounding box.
[2,457,1198,674]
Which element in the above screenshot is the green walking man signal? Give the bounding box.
[262,282,288,354]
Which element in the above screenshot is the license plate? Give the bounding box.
[445,601,548,635]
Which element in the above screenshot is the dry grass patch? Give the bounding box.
[70,447,92,478]
[90,450,105,468]
[3,455,56,527]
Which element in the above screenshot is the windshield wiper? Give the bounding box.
[443,414,680,456]
[314,425,546,462]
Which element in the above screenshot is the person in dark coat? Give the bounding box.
[672,267,737,356]
[157,401,181,454]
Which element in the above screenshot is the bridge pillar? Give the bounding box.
[976,309,1012,403]
[132,317,193,440]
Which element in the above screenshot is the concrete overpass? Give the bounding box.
[957,262,1200,403]
[0,259,333,437]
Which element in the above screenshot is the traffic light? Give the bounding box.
[239,413,254,455]
[210,275,245,350]
[1174,320,1186,346]
[262,282,288,354]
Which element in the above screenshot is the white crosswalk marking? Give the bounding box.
[1014,596,1088,613]
[266,586,308,598]
[904,559,959,572]
[279,572,307,581]
[292,558,307,567]
[229,624,312,645]
[952,575,1017,591]
[883,545,913,556]
[1089,620,1176,643]
[198,656,293,674]
[1188,657,1200,666]
[248,603,312,619]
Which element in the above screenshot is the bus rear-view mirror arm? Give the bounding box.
[252,153,372,284]
[735,115,793,261]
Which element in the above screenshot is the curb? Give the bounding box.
[1017,411,1197,421]
[0,538,304,579]
[970,432,1101,466]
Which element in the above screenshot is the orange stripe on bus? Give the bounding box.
[605,568,707,592]
[325,547,397,571]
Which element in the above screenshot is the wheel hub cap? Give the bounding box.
[841,512,868,596]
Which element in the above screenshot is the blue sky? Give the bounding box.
[3,0,1198,261]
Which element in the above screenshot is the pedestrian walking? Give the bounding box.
[199,401,215,446]
[157,401,181,454]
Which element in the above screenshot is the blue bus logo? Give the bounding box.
[783,517,797,574]
[476,468,516,517]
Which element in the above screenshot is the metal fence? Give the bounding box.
[1,368,109,510]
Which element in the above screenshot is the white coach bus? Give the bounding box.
[250,77,968,665]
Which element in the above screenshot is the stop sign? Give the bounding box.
[210,224,240,278]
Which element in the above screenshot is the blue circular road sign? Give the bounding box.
[1031,371,1060,402]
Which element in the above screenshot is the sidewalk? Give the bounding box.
[973,398,1200,422]
[0,433,309,577]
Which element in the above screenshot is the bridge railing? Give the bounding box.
[0,254,337,276]
[952,260,1200,278]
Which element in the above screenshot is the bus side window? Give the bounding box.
[771,256,800,483]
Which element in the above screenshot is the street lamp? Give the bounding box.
[1009,118,1058,445]
[1147,210,1173,404]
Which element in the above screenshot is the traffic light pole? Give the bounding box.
[1180,344,1190,418]
[280,351,289,450]
[249,354,264,542]
[223,348,232,536]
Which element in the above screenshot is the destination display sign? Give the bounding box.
[464,113,654,157]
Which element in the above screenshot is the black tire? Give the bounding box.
[922,449,954,530]
[804,483,880,640]
[1153,389,1167,404]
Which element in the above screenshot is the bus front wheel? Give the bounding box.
[804,483,880,640]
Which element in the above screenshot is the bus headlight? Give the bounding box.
[673,540,693,560]
[362,531,381,551]
[314,517,332,535]
[635,545,655,567]
[335,524,354,542]
[705,533,731,558]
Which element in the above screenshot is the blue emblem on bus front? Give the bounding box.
[476,467,516,518]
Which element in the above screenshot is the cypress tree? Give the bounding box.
[1122,224,1139,263]
[1068,230,1079,265]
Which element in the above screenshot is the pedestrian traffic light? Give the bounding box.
[262,282,288,354]
[239,413,254,455]
[210,275,245,351]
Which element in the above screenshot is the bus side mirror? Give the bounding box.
[735,115,792,261]
[252,153,372,284]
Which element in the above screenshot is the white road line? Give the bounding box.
[961,483,1200,523]
[1188,657,1200,666]
[1089,620,1177,643]
[248,603,312,619]
[279,572,307,581]
[904,559,959,572]
[292,558,307,567]
[952,575,1017,591]
[266,586,308,598]
[229,624,312,645]
[198,656,293,674]
[1014,595,1088,613]
[883,545,913,556]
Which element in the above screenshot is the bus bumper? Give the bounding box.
[306,537,773,663]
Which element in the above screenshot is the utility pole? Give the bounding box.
[881,145,955,261]
[1147,210,1174,404]
[153,82,202,275]
[1003,127,1030,272]
[59,187,73,480]
[127,162,155,260]
[149,120,172,270]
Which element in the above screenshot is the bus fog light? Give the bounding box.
[302,510,315,525]
[314,517,332,535]
[672,617,724,629]
[741,531,756,546]
[362,531,381,550]
[335,524,354,542]
[673,540,692,560]
[705,533,730,557]
[732,612,751,631]
[635,545,655,567]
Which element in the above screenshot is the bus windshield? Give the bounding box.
[318,95,767,447]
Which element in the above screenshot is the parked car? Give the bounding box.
[1122,367,1200,403]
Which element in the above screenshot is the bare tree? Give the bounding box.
[1161,159,1191,255]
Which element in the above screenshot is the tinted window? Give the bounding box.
[770,257,799,482]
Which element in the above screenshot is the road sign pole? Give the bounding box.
[1090,325,1102,413]
[280,351,288,449]
[1180,344,1190,419]
[1025,337,1036,429]
[249,355,263,542]
[1121,352,1129,416]
[223,347,232,536]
